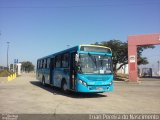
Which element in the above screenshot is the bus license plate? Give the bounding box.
[96,87,103,90]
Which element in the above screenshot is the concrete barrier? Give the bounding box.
[7,73,17,81]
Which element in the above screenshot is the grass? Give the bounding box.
[0,70,13,77]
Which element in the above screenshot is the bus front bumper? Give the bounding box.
[76,82,114,93]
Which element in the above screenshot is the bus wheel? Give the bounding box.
[61,80,68,93]
[42,76,46,86]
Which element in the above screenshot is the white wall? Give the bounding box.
[117,64,129,74]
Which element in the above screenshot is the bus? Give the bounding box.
[36,45,113,93]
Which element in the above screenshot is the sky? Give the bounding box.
[0,0,160,68]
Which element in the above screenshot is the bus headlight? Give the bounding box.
[79,80,83,84]
[109,81,113,85]
[79,80,87,86]
[83,82,87,86]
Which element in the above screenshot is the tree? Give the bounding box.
[137,45,154,65]
[94,40,155,74]
[21,61,35,72]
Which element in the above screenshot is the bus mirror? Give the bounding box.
[75,54,79,62]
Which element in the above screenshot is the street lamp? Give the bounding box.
[7,42,10,70]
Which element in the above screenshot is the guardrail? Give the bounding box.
[7,73,17,81]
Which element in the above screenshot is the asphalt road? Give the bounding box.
[0,73,160,114]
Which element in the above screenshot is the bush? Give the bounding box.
[0,70,13,77]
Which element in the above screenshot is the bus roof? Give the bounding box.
[38,45,79,60]
[37,44,111,60]
[80,44,111,51]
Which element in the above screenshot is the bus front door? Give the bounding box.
[70,52,76,90]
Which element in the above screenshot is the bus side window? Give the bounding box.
[62,53,69,68]
[37,61,39,69]
[55,55,61,68]
[45,59,47,68]
[43,59,46,69]
[50,58,54,69]
[47,58,50,68]
[40,60,43,69]
[38,61,40,69]
[38,60,40,69]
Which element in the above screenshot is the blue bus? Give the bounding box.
[36,45,113,93]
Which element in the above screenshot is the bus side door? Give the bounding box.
[70,52,76,90]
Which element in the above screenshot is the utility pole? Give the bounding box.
[0,32,1,67]
[7,42,10,70]
[158,60,160,76]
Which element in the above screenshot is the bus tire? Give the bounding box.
[42,76,46,86]
[61,80,68,93]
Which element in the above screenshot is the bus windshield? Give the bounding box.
[78,54,112,74]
